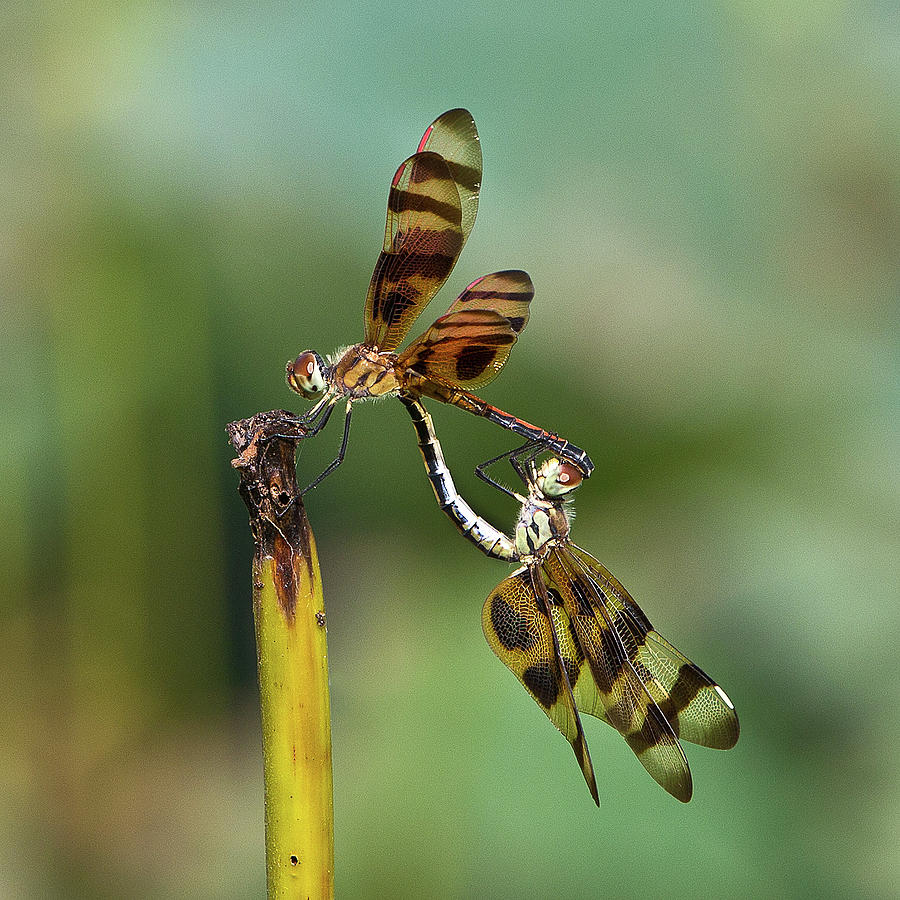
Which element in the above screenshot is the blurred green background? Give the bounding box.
[3,1,898,897]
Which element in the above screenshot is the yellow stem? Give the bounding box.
[255,533,333,897]
[228,411,334,898]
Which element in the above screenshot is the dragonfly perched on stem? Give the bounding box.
[285,109,592,493]
[400,395,739,804]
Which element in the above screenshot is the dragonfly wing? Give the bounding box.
[439,270,533,335]
[398,270,533,389]
[417,108,482,249]
[546,549,693,802]
[482,567,599,805]
[364,151,463,351]
[398,307,518,390]
[566,545,739,750]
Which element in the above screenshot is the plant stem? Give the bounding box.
[228,410,334,898]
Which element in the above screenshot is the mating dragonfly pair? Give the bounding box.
[284,109,738,804]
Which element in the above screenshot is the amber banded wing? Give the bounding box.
[398,307,518,390]
[566,544,739,750]
[544,549,693,802]
[438,270,532,335]
[417,109,481,249]
[398,270,532,389]
[541,584,612,731]
[364,151,464,351]
[482,568,599,805]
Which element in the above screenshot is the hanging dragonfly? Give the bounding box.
[400,395,739,804]
[285,109,592,491]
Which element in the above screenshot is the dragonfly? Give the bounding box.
[285,109,592,491]
[400,395,739,804]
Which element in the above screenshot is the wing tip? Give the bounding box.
[582,762,601,807]
[670,770,693,803]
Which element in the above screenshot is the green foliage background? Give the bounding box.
[3,2,897,897]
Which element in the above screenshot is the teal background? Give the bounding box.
[2,2,897,897]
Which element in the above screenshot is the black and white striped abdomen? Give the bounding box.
[399,394,515,561]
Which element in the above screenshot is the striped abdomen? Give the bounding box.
[399,395,515,561]
[420,385,594,477]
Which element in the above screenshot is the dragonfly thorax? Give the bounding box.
[515,500,570,559]
[331,343,401,399]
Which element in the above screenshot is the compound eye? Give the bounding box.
[287,351,326,399]
[296,352,317,379]
[556,463,583,491]
[540,459,583,498]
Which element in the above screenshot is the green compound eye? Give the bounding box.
[539,459,583,498]
[287,351,327,399]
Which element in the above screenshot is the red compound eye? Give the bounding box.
[293,352,316,379]
[557,462,583,490]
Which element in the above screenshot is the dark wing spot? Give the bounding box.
[407,346,433,372]
[621,598,654,637]
[625,703,670,755]
[614,611,650,649]
[606,698,634,733]
[388,185,459,223]
[632,661,654,683]
[506,315,526,334]
[657,663,708,726]
[489,597,536,652]
[569,579,593,618]
[459,289,530,302]
[370,242,457,328]
[547,587,564,606]
[563,657,581,690]
[456,345,497,381]
[523,662,559,709]
[380,290,418,327]
[593,623,624,692]
[446,161,481,193]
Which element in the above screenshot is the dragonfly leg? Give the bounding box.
[507,440,552,484]
[301,394,338,435]
[268,392,337,442]
[299,399,353,495]
[474,439,548,498]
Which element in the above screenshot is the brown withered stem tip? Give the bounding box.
[226,409,314,615]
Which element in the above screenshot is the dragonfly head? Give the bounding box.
[536,458,583,500]
[286,351,329,400]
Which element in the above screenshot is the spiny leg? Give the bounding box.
[255,397,343,519]
[299,399,353,496]
[270,393,337,443]
[474,439,550,499]
[509,440,554,485]
[299,393,339,436]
